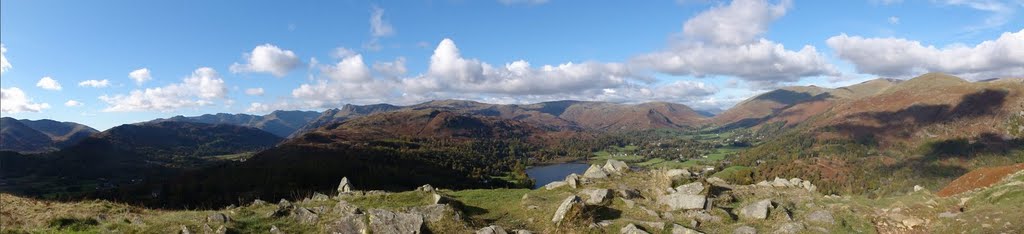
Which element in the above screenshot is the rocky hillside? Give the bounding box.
[151,110,320,137]
[0,117,98,153]
[4,160,1021,233]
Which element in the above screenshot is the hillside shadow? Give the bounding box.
[716,92,834,131]
[828,89,1009,141]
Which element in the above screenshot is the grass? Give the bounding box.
[345,191,433,209]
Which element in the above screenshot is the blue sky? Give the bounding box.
[1,0,1022,130]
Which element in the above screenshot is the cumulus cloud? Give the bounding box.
[230,44,301,77]
[826,29,1024,79]
[291,54,396,108]
[129,68,152,85]
[245,87,265,96]
[99,67,228,112]
[632,0,837,83]
[370,6,395,37]
[1,87,50,113]
[939,0,1018,32]
[64,100,83,107]
[0,44,10,75]
[498,0,549,5]
[373,57,407,77]
[78,79,110,88]
[36,77,62,91]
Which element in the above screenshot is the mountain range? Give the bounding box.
[0,117,98,153]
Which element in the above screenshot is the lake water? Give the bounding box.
[526,163,590,189]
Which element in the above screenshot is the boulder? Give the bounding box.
[511,230,533,234]
[674,182,704,195]
[666,169,691,178]
[620,223,650,234]
[788,178,803,186]
[214,225,227,234]
[671,224,703,234]
[913,185,924,192]
[733,226,756,234]
[251,199,268,206]
[738,199,773,220]
[805,210,835,225]
[294,207,319,224]
[617,188,642,199]
[658,193,706,211]
[603,159,630,174]
[336,199,362,215]
[582,189,613,205]
[269,200,294,217]
[756,181,771,187]
[326,214,368,234]
[771,177,790,187]
[476,225,507,234]
[706,177,733,190]
[368,209,424,234]
[773,222,805,234]
[180,225,191,234]
[801,181,815,192]
[206,213,230,223]
[269,225,284,234]
[565,173,581,189]
[311,192,331,201]
[409,204,458,222]
[338,177,353,193]
[544,181,568,190]
[431,193,452,205]
[551,195,584,225]
[418,184,435,192]
[583,164,609,179]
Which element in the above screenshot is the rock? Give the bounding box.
[338,177,353,193]
[418,184,435,192]
[801,181,815,191]
[738,199,773,220]
[368,209,424,234]
[594,220,614,227]
[901,217,925,229]
[294,207,319,224]
[773,222,805,234]
[618,188,642,199]
[658,193,706,210]
[432,193,452,205]
[511,230,532,234]
[913,185,924,192]
[690,210,722,223]
[639,205,660,218]
[620,223,650,234]
[706,177,733,189]
[270,200,294,217]
[733,226,756,234]
[269,225,284,234]
[477,225,507,234]
[565,173,581,188]
[582,189,613,205]
[603,159,630,174]
[201,224,214,234]
[620,198,636,208]
[674,182,704,195]
[938,212,959,218]
[326,214,368,234]
[666,169,691,178]
[336,199,361,215]
[805,210,834,225]
[788,178,803,186]
[214,225,227,234]
[756,181,771,187]
[671,223,703,234]
[409,204,456,222]
[127,214,145,226]
[207,213,230,223]
[312,192,330,201]
[552,195,584,225]
[180,225,191,234]
[544,181,568,190]
[583,164,609,179]
[252,199,267,206]
[771,177,790,187]
[521,193,530,201]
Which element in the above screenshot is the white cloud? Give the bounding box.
[0,44,10,75]
[498,0,549,5]
[78,79,111,88]
[230,44,301,77]
[370,6,395,37]
[826,29,1024,79]
[939,0,1018,32]
[99,67,228,112]
[36,77,62,91]
[64,100,83,107]
[331,47,357,59]
[632,0,837,83]
[888,16,900,24]
[129,68,152,85]
[870,0,903,5]
[1,87,50,113]
[245,87,265,96]
[373,57,407,77]
[292,54,396,108]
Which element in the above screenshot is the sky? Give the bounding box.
[1,0,1022,130]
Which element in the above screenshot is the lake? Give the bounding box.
[526,163,590,189]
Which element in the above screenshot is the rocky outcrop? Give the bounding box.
[584,164,609,179]
[582,189,613,205]
[759,177,816,192]
[658,193,706,211]
[294,207,320,224]
[671,223,703,234]
[620,223,650,234]
[368,209,424,234]
[325,214,368,234]
[338,177,353,193]
[737,199,773,220]
[565,173,580,189]
[544,181,568,190]
[603,159,630,175]
[805,210,834,225]
[476,225,507,234]
[674,182,704,195]
[552,195,584,225]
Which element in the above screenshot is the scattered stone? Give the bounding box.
[594,220,614,227]
[658,193,706,210]
[294,207,319,224]
[671,223,703,234]
[544,181,568,190]
[771,178,790,187]
[789,178,803,186]
[618,188,642,199]
[666,169,691,178]
[733,225,757,234]
[738,199,773,220]
[521,193,530,201]
[418,184,435,192]
[620,198,636,208]
[511,230,533,234]
[477,225,507,234]
[639,205,660,218]
[690,210,722,223]
[409,204,455,222]
[901,217,925,229]
[706,177,733,189]
[604,159,630,175]
[913,185,924,192]
[269,225,284,234]
[201,224,214,233]
[774,222,805,234]
[756,181,771,187]
[206,213,230,223]
[582,189,613,205]
[805,210,834,225]
[270,200,294,217]
[527,205,540,210]
[565,173,581,188]
[214,225,227,234]
[251,199,267,206]
[312,192,330,201]
[326,214,368,234]
[584,164,609,179]
[801,181,816,192]
[336,199,361,215]
[620,223,650,234]
[338,177,353,193]
[638,221,665,230]
[368,209,424,234]
[432,193,452,205]
[180,225,191,234]
[674,182,704,195]
[552,195,584,225]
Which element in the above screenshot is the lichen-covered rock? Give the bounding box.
[733,226,756,234]
[565,173,581,188]
[674,182,704,195]
[368,209,423,234]
[771,178,790,187]
[584,164,609,179]
[552,195,584,225]
[418,184,435,192]
[773,222,805,234]
[544,181,568,190]
[476,225,507,234]
[671,223,703,234]
[603,159,630,175]
[269,225,284,234]
[738,199,773,220]
[620,223,650,234]
[338,177,353,193]
[312,192,330,201]
[659,193,706,210]
[325,214,368,234]
[206,213,229,223]
[294,207,319,224]
[582,189,613,205]
[805,210,835,225]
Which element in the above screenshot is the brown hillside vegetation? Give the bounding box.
[937,163,1024,197]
